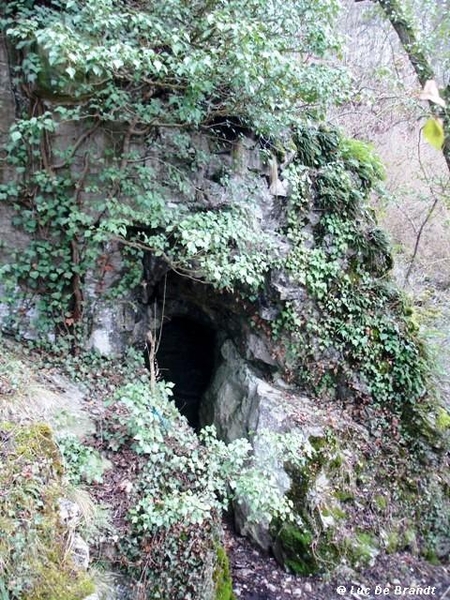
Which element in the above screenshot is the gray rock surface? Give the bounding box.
[70,532,90,570]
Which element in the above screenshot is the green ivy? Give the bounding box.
[273,129,428,424]
[0,0,351,348]
[91,378,310,598]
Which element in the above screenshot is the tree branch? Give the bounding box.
[368,0,450,171]
[376,0,434,86]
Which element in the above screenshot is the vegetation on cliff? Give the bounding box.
[0,0,449,598]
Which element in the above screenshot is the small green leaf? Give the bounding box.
[10,130,22,142]
[65,66,76,79]
[112,58,124,70]
[423,118,445,150]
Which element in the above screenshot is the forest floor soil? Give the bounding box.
[223,518,450,600]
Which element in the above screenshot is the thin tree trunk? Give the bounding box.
[366,0,450,172]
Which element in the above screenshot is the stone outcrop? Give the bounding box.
[0,30,448,580]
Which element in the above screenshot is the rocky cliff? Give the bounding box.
[0,6,449,599]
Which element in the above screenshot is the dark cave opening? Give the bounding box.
[155,316,216,430]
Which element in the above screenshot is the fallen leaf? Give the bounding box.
[419,79,446,108]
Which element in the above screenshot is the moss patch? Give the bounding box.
[344,531,379,567]
[214,545,235,600]
[275,524,320,575]
[0,421,95,599]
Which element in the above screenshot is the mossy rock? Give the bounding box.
[214,545,235,600]
[271,432,347,575]
[274,522,341,576]
[343,531,379,567]
[274,523,320,575]
[436,407,450,431]
[27,565,95,600]
[0,422,96,600]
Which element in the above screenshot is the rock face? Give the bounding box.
[0,32,448,579]
[201,339,293,549]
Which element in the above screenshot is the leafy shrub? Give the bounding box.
[98,379,311,598]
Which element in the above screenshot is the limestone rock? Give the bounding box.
[200,339,296,551]
[86,301,138,356]
[71,533,90,570]
[245,332,278,367]
[58,498,82,530]
[200,340,260,441]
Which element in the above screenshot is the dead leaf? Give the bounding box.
[419,79,446,108]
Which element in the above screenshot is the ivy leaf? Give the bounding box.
[422,118,445,150]
[65,66,76,79]
[10,130,22,142]
[112,58,124,70]
[153,59,164,73]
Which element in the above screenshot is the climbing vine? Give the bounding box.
[0,0,348,346]
[0,2,434,420]
[273,127,428,422]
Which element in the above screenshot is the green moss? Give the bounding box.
[276,524,320,575]
[374,494,388,511]
[214,545,235,600]
[29,564,95,600]
[423,549,441,566]
[277,126,430,425]
[0,422,95,600]
[322,505,346,520]
[328,453,344,470]
[273,436,348,574]
[436,408,450,431]
[344,531,379,567]
[334,490,354,502]
[384,530,400,554]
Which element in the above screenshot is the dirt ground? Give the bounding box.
[224,519,450,600]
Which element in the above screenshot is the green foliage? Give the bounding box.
[107,380,304,530]
[292,126,341,168]
[2,0,347,130]
[57,433,106,485]
[271,128,428,423]
[0,0,350,346]
[0,422,95,600]
[339,138,386,188]
[168,208,273,289]
[100,379,310,597]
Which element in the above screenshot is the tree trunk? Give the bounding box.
[367,0,450,172]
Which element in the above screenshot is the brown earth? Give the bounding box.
[224,518,450,600]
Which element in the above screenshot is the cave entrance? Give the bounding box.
[155,316,216,430]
